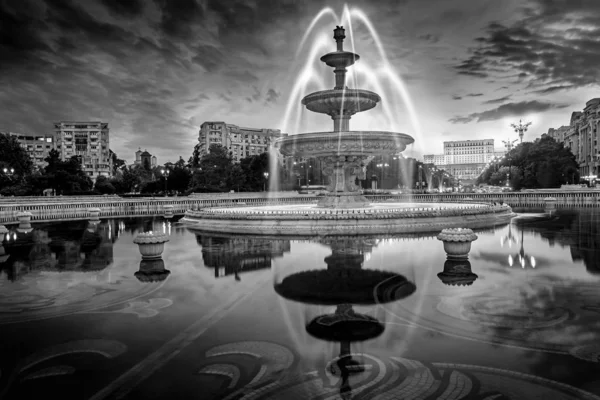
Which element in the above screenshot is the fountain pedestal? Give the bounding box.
[318,155,371,208]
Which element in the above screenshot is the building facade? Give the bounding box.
[546,99,600,179]
[2,131,55,170]
[424,139,501,182]
[134,148,157,169]
[53,121,112,181]
[194,121,283,163]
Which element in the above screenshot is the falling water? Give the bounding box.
[276,4,423,193]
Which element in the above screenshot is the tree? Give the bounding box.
[189,144,234,192]
[477,135,578,189]
[110,150,126,175]
[43,151,92,195]
[94,175,116,194]
[121,164,153,193]
[0,133,34,192]
[239,153,269,191]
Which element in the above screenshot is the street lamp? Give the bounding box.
[263,171,269,192]
[418,165,423,192]
[510,119,532,143]
[2,168,15,175]
[376,162,389,189]
[160,169,170,196]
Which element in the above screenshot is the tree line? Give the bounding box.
[476,135,579,189]
[0,132,280,196]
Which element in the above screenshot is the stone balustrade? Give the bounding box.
[187,204,511,221]
[0,190,598,224]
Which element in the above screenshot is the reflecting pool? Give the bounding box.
[1,208,600,399]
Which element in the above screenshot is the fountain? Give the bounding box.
[182,26,515,235]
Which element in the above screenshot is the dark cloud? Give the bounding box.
[452,95,462,100]
[483,95,511,104]
[0,0,51,66]
[265,88,280,104]
[466,93,483,97]
[418,33,440,43]
[153,0,204,38]
[531,85,576,94]
[192,45,225,72]
[455,0,600,91]
[449,100,570,124]
[100,0,144,18]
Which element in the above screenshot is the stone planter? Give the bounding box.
[163,204,174,219]
[133,231,170,259]
[544,197,557,210]
[17,211,32,229]
[437,259,478,286]
[437,227,478,259]
[88,207,101,221]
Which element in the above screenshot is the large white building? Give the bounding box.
[194,121,284,163]
[424,139,504,182]
[1,131,55,170]
[53,121,112,181]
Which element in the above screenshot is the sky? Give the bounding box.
[1,0,599,164]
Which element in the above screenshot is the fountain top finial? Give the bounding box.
[334,25,345,51]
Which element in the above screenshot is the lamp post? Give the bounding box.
[263,171,269,192]
[160,169,170,196]
[376,162,389,190]
[510,119,532,143]
[418,165,423,192]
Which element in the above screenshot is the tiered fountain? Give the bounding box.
[278,26,414,209]
[182,26,515,235]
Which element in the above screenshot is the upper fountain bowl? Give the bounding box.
[302,89,380,116]
[320,50,360,69]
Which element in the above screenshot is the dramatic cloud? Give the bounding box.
[265,88,281,104]
[0,0,595,162]
[455,0,600,92]
[483,95,511,104]
[449,101,570,124]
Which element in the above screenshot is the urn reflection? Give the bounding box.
[135,258,170,282]
[437,259,478,286]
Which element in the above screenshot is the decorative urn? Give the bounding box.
[88,207,101,221]
[544,197,557,210]
[163,204,174,218]
[437,228,478,259]
[133,231,170,259]
[17,211,32,229]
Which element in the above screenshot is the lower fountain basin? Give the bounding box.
[182,202,516,235]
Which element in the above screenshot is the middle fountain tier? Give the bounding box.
[276,25,414,209]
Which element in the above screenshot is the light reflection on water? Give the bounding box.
[0,209,599,399]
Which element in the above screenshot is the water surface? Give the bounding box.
[1,209,599,399]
